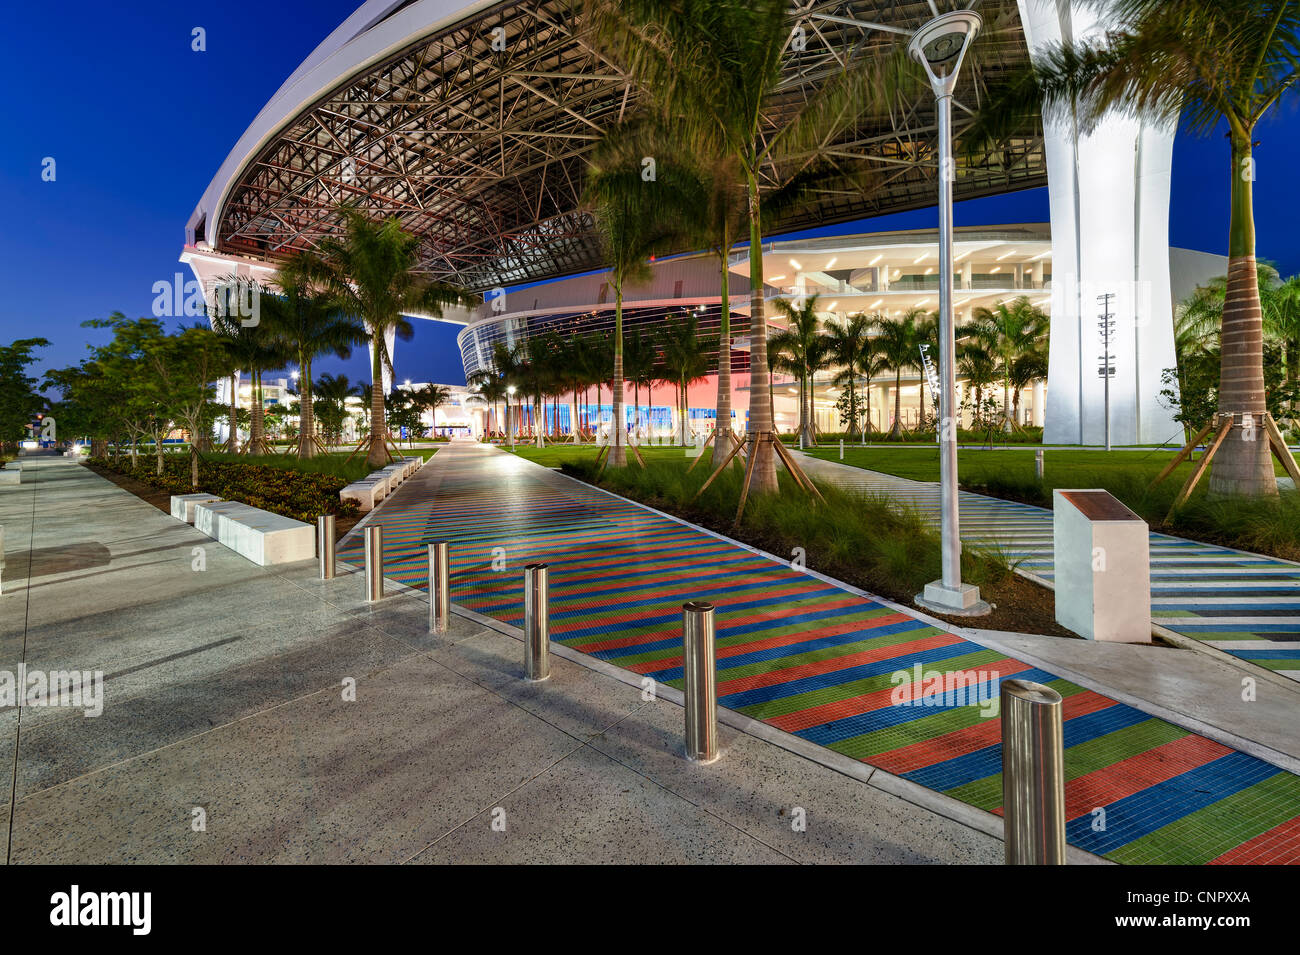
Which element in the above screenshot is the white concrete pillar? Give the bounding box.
[1019,0,1181,447]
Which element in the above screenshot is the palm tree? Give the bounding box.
[657,314,715,446]
[585,120,689,466]
[467,369,507,438]
[958,342,1000,431]
[970,0,1300,494]
[490,341,527,441]
[300,205,468,467]
[825,312,876,439]
[623,327,657,440]
[261,255,367,458]
[313,372,360,447]
[1009,348,1050,428]
[412,383,452,437]
[872,310,925,438]
[209,308,286,455]
[769,295,830,447]
[586,0,912,494]
[969,297,1048,432]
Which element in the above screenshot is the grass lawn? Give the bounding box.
[507,443,704,468]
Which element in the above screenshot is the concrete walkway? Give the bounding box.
[0,454,1004,864]
[794,451,1300,684]
[338,442,1300,865]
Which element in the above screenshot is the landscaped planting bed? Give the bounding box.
[88,457,360,525]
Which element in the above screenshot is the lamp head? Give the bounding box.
[908,10,982,93]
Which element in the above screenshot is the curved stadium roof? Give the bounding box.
[187,0,1045,294]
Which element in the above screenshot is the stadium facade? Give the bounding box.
[182,0,1219,445]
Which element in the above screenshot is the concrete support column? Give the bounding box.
[1019,0,1180,447]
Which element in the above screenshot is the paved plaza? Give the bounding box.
[2,449,1298,864]
[0,456,1011,864]
[338,442,1300,865]
[795,452,1300,683]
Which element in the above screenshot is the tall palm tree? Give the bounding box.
[261,255,367,458]
[300,205,468,467]
[825,312,876,439]
[769,295,830,447]
[584,118,690,466]
[969,297,1048,432]
[657,314,715,446]
[490,340,527,441]
[970,0,1300,494]
[586,0,912,494]
[872,310,924,438]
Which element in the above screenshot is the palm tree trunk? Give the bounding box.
[368,342,387,467]
[610,286,627,467]
[745,174,777,493]
[712,248,734,469]
[1003,378,1013,433]
[891,370,903,438]
[1210,134,1277,497]
[228,372,240,453]
[298,357,316,459]
[251,369,268,455]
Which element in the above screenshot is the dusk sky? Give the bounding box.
[3,0,1297,391]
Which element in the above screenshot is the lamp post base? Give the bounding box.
[915,580,991,618]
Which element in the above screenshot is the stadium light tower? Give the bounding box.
[909,9,990,617]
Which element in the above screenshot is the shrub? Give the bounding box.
[89,457,360,524]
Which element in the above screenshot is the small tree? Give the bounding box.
[0,338,50,455]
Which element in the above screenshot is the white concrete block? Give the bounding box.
[213,505,313,566]
[364,473,391,498]
[170,493,222,523]
[0,469,19,486]
[194,501,248,539]
[1053,489,1151,643]
[341,482,382,512]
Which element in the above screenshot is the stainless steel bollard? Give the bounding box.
[428,541,450,633]
[1035,449,1045,481]
[839,438,844,460]
[683,601,719,762]
[364,524,384,602]
[318,515,336,580]
[1001,679,1066,865]
[524,563,550,681]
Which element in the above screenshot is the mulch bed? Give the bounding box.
[84,462,360,538]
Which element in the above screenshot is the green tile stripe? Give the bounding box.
[1108,771,1300,865]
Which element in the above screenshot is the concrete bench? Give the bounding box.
[340,481,384,512]
[194,501,313,566]
[171,493,222,524]
[381,464,406,488]
[364,472,392,496]
[0,469,19,486]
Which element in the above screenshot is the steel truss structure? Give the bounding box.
[203,0,1044,293]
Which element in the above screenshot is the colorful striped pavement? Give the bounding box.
[340,442,1300,864]
[796,452,1300,683]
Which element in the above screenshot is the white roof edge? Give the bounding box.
[187,0,501,247]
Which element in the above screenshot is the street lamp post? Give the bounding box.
[507,384,517,449]
[909,10,990,617]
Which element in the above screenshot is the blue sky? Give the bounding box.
[2,1,1297,391]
